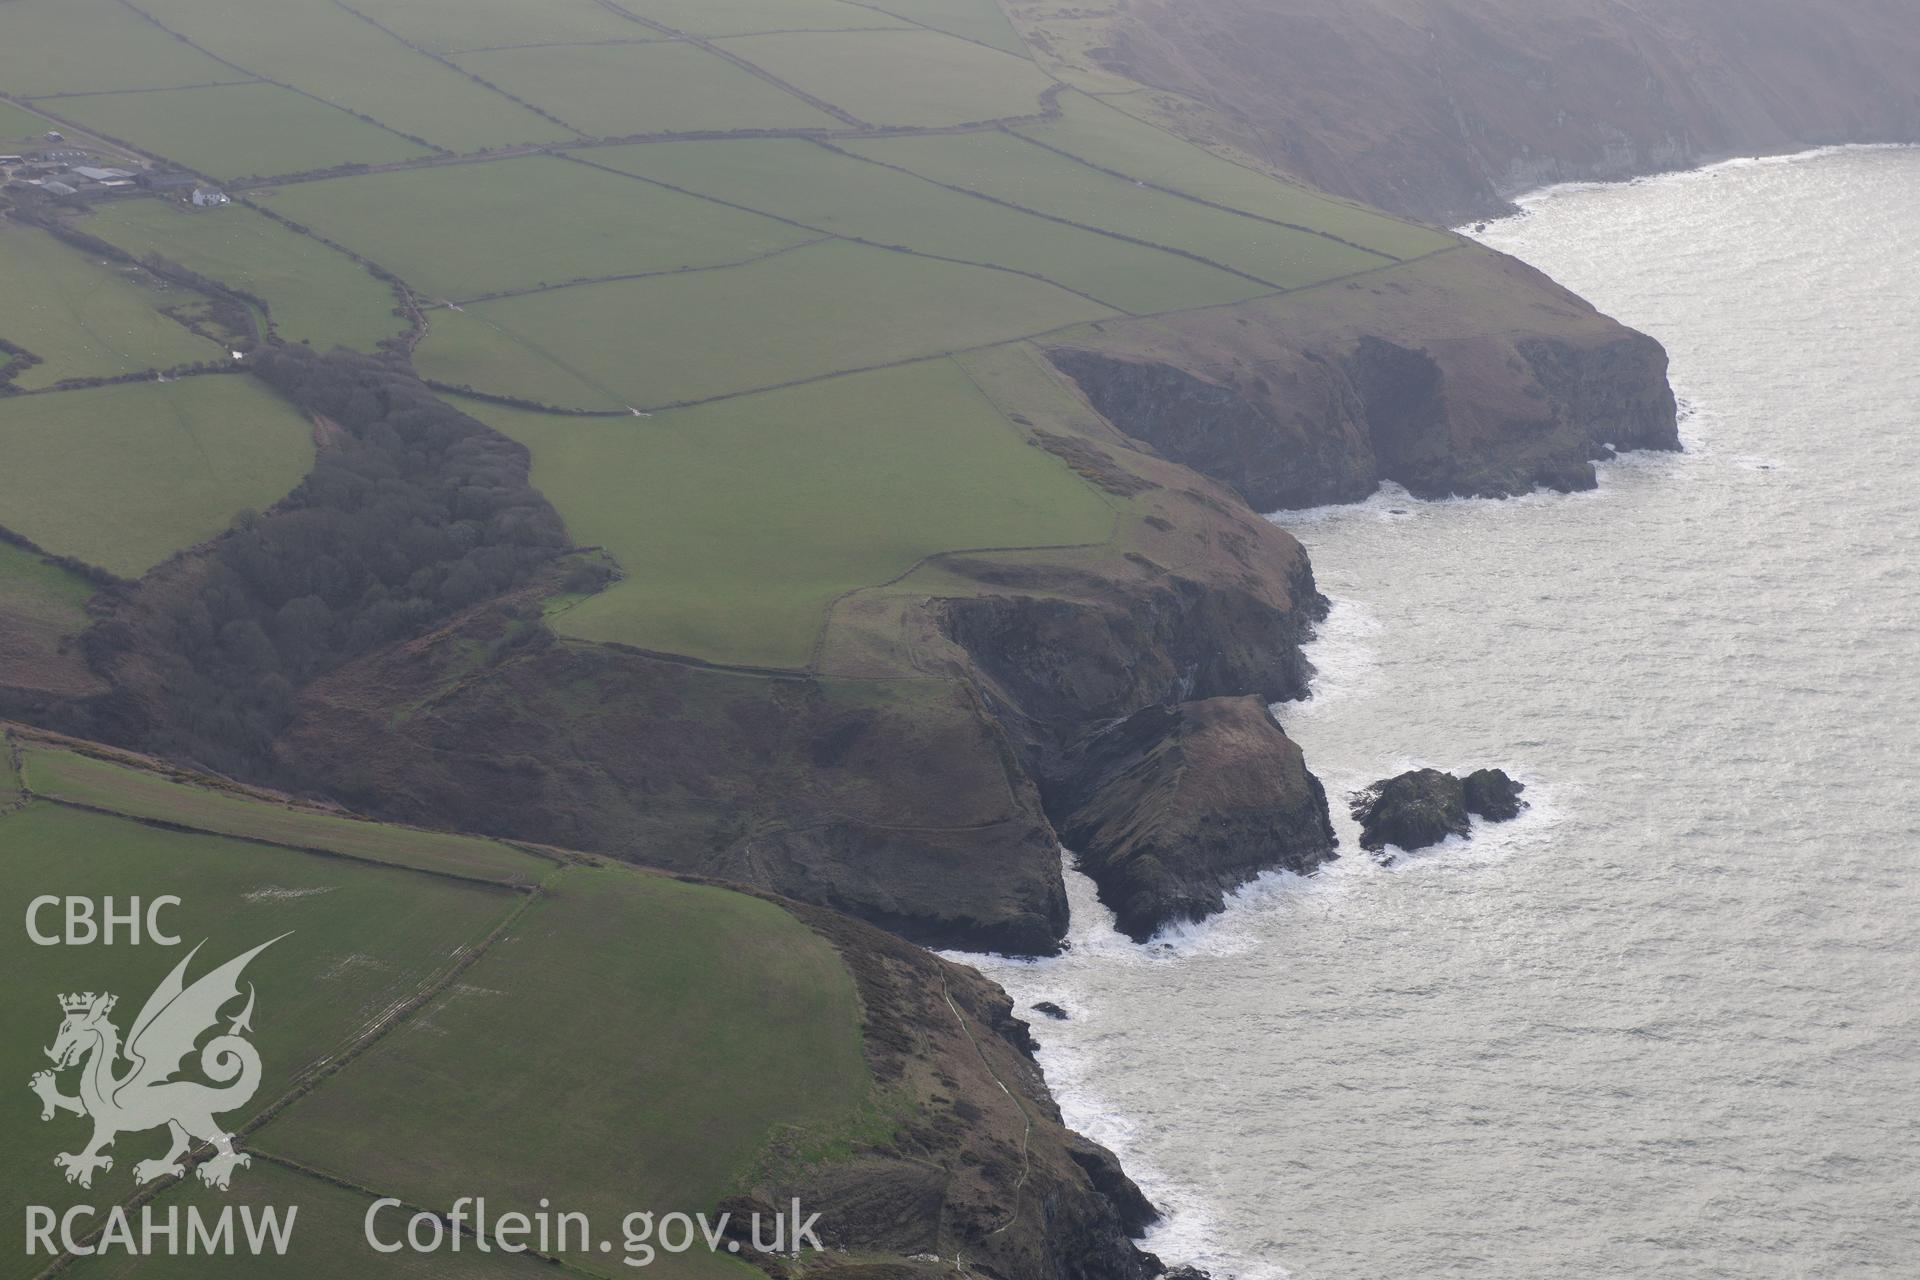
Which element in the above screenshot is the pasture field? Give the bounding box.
[259,864,866,1270]
[863,0,1030,55]
[62,1161,562,1280]
[47,83,432,183]
[714,29,1053,126]
[626,0,908,37]
[252,156,809,301]
[461,359,1113,667]
[132,0,571,152]
[0,799,522,1270]
[844,130,1394,286]
[1016,90,1458,261]
[414,308,629,410]
[351,0,646,53]
[590,137,1265,314]
[0,546,98,698]
[19,746,547,885]
[0,220,221,390]
[0,100,53,142]
[418,239,1114,410]
[0,0,242,98]
[450,40,836,138]
[82,200,405,351]
[0,377,314,578]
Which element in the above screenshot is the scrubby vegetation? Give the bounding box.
[83,347,569,773]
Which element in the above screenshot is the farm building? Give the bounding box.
[72,165,134,182]
[40,180,79,196]
[190,186,231,207]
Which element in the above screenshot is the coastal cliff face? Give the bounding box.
[1050,696,1337,941]
[1073,0,1920,223]
[1050,246,1679,510]
[265,431,1336,956]
[768,898,1165,1278]
[32,238,1684,960]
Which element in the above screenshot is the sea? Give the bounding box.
[962,146,1920,1278]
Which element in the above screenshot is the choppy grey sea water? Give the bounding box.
[963,147,1920,1278]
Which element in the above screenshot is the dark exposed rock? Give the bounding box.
[1048,249,1679,512]
[1067,1133,1160,1238]
[940,562,1324,784]
[1052,697,1338,942]
[1048,349,1375,511]
[1350,768,1470,854]
[1463,768,1527,821]
[773,899,1165,1280]
[1353,766,1528,854]
[1033,1000,1071,1021]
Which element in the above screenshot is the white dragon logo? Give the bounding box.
[29,936,285,1191]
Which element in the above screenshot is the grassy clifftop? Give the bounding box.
[0,725,1154,1278]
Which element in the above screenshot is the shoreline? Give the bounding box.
[1480,142,1918,221]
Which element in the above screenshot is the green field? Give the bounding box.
[0,220,223,390]
[134,0,571,152]
[0,742,889,1277]
[862,0,1029,55]
[451,40,836,138]
[252,156,809,301]
[259,864,866,1269]
[591,137,1266,314]
[352,0,647,53]
[418,239,1114,410]
[0,100,54,143]
[627,0,909,36]
[0,377,314,578]
[0,0,244,98]
[461,359,1113,666]
[0,800,522,1271]
[20,746,547,885]
[82,200,406,350]
[844,130,1395,286]
[48,82,432,182]
[1016,90,1458,261]
[62,1160,562,1280]
[714,29,1053,126]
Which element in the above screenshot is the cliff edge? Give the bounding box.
[1048,0,1920,224]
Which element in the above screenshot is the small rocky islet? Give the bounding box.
[1350,767,1527,860]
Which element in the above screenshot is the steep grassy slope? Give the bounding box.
[0,543,99,700]
[0,728,1155,1278]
